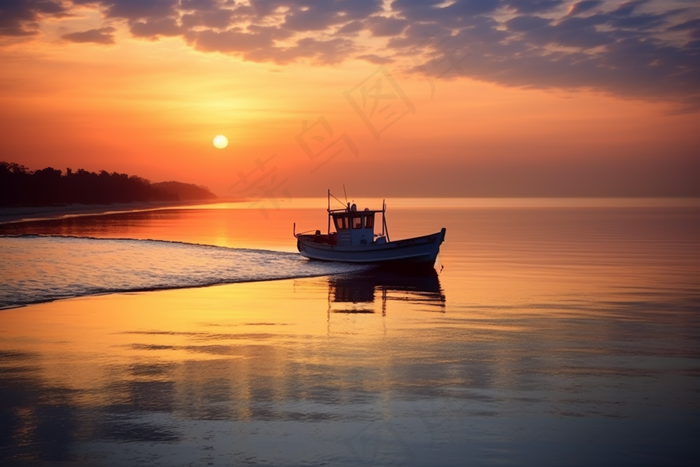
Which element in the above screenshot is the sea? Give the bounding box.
[1,198,699,465]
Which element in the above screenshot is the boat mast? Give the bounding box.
[327,189,331,235]
[382,199,390,242]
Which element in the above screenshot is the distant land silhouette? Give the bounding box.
[0,161,216,207]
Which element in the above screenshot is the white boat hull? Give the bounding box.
[297,228,446,268]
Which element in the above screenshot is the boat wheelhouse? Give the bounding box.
[294,191,446,269]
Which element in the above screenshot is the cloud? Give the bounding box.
[366,16,408,37]
[3,0,700,110]
[390,1,700,109]
[668,17,700,38]
[62,26,116,45]
[282,0,382,31]
[391,0,501,23]
[190,27,278,54]
[337,20,364,35]
[610,12,666,30]
[356,53,394,64]
[609,0,647,18]
[0,0,68,36]
[180,8,235,29]
[567,0,602,16]
[506,15,551,32]
[245,37,356,64]
[180,0,220,10]
[510,14,613,49]
[504,0,564,14]
[103,0,180,21]
[130,18,181,39]
[669,17,700,32]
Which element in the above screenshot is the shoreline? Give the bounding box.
[2,197,698,226]
[0,200,221,225]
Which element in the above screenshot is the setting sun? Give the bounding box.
[213,135,228,149]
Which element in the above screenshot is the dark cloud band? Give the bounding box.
[2,0,699,109]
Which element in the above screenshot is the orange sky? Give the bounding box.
[1,0,699,197]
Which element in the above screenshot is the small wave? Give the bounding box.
[0,235,370,308]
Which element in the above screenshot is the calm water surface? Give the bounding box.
[1,199,699,465]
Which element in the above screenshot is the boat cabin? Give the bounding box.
[294,192,391,248]
[331,203,386,246]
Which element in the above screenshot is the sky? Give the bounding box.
[1,0,699,198]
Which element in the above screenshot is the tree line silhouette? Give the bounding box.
[0,161,216,207]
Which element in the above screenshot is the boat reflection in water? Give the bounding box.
[326,268,446,316]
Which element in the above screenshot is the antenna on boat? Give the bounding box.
[329,191,346,207]
[343,184,348,205]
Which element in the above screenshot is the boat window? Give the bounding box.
[334,215,349,230]
[364,215,374,229]
[352,216,363,229]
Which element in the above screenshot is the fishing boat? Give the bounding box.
[294,191,446,270]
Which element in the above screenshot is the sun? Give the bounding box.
[213,135,228,149]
